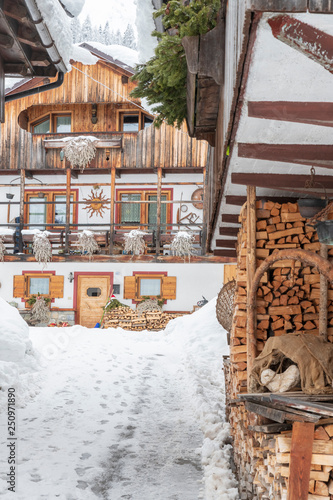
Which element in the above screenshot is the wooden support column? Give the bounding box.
[247,185,257,390]
[201,167,208,255]
[65,167,71,253]
[156,167,162,255]
[288,421,314,500]
[319,243,328,340]
[18,169,25,253]
[109,166,116,255]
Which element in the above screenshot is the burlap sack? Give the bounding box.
[249,334,333,394]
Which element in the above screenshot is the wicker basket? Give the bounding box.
[216,279,236,334]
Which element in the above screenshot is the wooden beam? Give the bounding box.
[109,166,116,255]
[222,213,240,224]
[251,0,307,11]
[268,15,333,74]
[65,168,71,253]
[225,195,298,206]
[156,167,162,255]
[3,0,29,23]
[319,243,328,340]
[248,101,333,127]
[219,227,239,237]
[19,169,25,253]
[213,249,237,258]
[4,63,28,76]
[0,33,14,49]
[247,186,257,390]
[238,143,333,169]
[232,173,333,193]
[44,139,122,149]
[215,239,237,248]
[288,422,315,500]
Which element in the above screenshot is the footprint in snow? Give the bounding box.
[76,481,88,490]
[94,429,105,434]
[80,453,91,460]
[83,441,93,445]
[100,420,109,425]
[75,467,91,477]
[94,387,101,391]
[96,380,102,384]
[121,402,128,407]
[102,395,107,399]
[100,403,107,408]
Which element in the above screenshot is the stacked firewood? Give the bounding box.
[103,307,184,331]
[231,200,333,397]
[227,199,333,499]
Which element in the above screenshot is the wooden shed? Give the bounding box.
[183,1,333,498]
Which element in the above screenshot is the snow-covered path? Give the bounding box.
[0,300,239,500]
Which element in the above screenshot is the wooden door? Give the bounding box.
[77,275,111,327]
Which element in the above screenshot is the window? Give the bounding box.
[24,190,77,229]
[123,274,176,301]
[117,189,172,229]
[119,111,153,132]
[31,113,71,134]
[87,288,101,297]
[13,273,64,301]
[139,278,161,297]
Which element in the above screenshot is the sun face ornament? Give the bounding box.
[83,189,110,218]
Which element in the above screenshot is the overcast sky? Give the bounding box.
[78,0,137,32]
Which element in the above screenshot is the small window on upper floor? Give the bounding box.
[119,111,153,132]
[123,114,139,132]
[31,114,71,134]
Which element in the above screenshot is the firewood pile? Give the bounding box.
[227,199,333,499]
[231,399,333,500]
[103,306,184,331]
[231,200,333,397]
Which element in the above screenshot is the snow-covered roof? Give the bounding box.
[79,42,138,74]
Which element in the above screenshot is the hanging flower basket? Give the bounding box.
[77,230,99,260]
[315,221,333,245]
[32,230,52,268]
[297,198,326,218]
[123,230,147,256]
[170,231,197,262]
[62,136,97,172]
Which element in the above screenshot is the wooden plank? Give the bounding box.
[277,436,333,455]
[250,0,307,11]
[245,400,287,423]
[247,185,257,390]
[232,173,333,194]
[288,422,315,500]
[248,101,333,128]
[248,423,291,433]
[309,0,333,13]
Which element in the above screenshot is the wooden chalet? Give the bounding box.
[182,1,333,499]
[0,43,228,327]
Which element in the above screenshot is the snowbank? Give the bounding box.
[165,299,239,499]
[0,299,40,408]
[79,42,139,69]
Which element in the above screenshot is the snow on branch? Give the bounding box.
[33,231,52,268]
[77,230,99,260]
[170,231,197,262]
[123,230,146,256]
[62,136,97,172]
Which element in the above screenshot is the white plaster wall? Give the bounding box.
[1,261,224,313]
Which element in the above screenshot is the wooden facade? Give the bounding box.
[1,60,208,174]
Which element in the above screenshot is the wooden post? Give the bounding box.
[18,169,25,253]
[247,185,257,391]
[319,243,328,340]
[109,166,116,255]
[156,167,162,255]
[65,167,71,253]
[288,422,314,500]
[201,167,208,255]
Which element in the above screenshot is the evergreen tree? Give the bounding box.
[103,21,112,45]
[70,18,82,44]
[123,24,137,50]
[115,29,122,45]
[92,26,98,42]
[98,25,104,44]
[131,0,220,128]
[82,15,93,41]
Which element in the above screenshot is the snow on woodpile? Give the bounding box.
[164,298,239,499]
[0,299,40,408]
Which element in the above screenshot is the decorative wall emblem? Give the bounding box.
[83,189,110,218]
[191,188,204,209]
